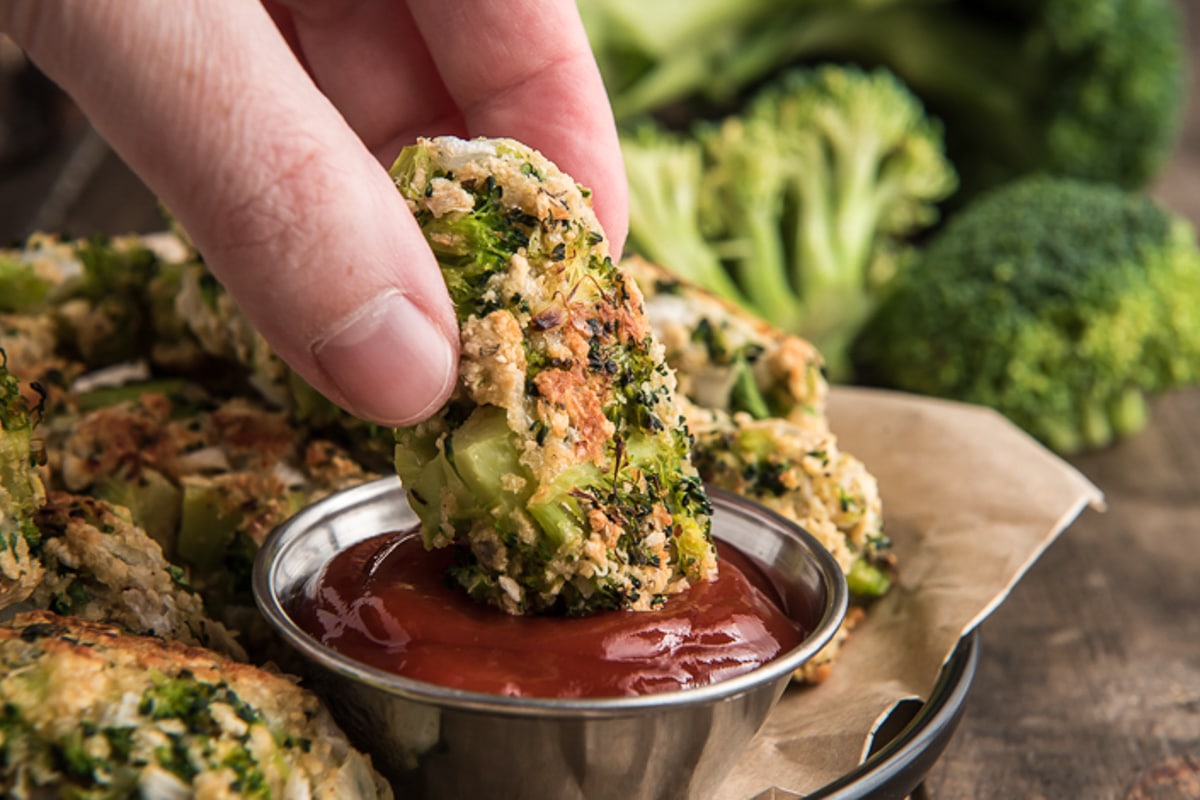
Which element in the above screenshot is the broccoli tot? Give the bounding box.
[0,612,392,799]
[685,409,888,594]
[389,136,716,616]
[0,353,46,605]
[852,175,1200,454]
[620,126,750,309]
[625,256,830,431]
[622,65,957,380]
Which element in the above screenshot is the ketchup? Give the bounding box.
[291,529,805,698]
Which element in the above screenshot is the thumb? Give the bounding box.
[3,0,458,427]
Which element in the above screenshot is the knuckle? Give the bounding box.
[211,135,336,259]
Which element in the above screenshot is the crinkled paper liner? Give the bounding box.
[715,387,1105,799]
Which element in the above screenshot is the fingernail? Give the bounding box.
[313,289,455,426]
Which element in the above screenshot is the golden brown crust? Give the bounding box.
[0,611,393,799]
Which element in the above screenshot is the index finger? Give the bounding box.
[406,0,629,258]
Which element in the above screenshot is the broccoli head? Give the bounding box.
[774,0,1184,198]
[852,175,1200,454]
[622,65,957,380]
[390,136,716,616]
[585,0,1184,200]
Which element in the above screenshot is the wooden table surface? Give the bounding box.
[2,6,1199,798]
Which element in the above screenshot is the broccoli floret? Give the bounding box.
[585,0,1184,200]
[389,136,716,616]
[622,65,956,379]
[780,0,1185,199]
[852,175,1200,454]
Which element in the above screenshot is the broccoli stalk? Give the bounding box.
[622,65,956,380]
[621,126,749,307]
[577,0,787,119]
[389,136,716,616]
[852,175,1200,454]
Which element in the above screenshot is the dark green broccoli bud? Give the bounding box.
[53,235,165,367]
[389,136,716,616]
[852,175,1200,454]
[622,65,957,380]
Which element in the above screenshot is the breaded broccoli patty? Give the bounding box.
[389,136,716,615]
[630,258,892,682]
[29,492,245,660]
[0,611,392,799]
[0,351,46,607]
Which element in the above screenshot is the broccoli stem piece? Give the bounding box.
[729,358,772,421]
[578,0,787,118]
[444,405,524,510]
[846,557,892,599]
[176,478,241,575]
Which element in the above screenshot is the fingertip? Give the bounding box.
[593,173,629,262]
[311,289,458,427]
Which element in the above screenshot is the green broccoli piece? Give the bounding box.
[622,65,956,379]
[0,257,57,314]
[584,0,1184,200]
[626,256,831,425]
[851,175,1200,454]
[620,126,750,307]
[54,235,165,367]
[389,136,716,616]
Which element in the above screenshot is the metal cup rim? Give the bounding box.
[252,476,848,718]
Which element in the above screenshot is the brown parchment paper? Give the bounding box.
[715,386,1105,799]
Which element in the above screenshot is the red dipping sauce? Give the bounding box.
[291,529,806,698]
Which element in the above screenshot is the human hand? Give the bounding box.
[0,0,629,426]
